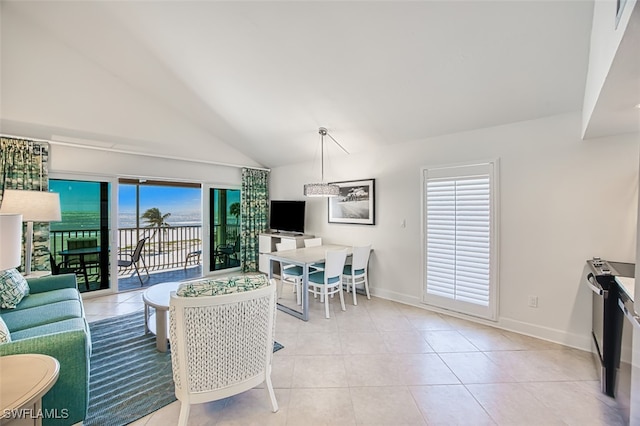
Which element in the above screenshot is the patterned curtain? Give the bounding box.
[0,137,51,272]
[240,168,269,272]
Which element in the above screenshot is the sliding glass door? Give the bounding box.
[49,178,111,293]
[118,179,202,290]
[209,188,241,272]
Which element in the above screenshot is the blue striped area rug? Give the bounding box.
[85,310,283,426]
[85,310,175,426]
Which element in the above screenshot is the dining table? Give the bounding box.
[59,246,102,290]
[267,244,351,320]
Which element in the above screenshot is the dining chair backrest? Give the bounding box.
[304,237,322,248]
[325,250,348,281]
[276,238,297,251]
[67,237,99,264]
[352,245,372,270]
[131,237,148,261]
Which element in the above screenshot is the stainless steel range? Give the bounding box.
[585,257,635,397]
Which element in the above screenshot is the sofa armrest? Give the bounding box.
[0,329,91,426]
[27,274,78,294]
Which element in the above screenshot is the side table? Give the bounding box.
[0,354,60,426]
[142,281,180,352]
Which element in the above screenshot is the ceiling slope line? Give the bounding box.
[47,139,270,172]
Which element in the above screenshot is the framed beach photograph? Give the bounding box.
[328,179,375,225]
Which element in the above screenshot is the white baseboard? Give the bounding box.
[371,288,592,352]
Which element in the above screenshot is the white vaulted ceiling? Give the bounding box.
[0,1,616,168]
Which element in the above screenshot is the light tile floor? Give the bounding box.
[82,286,625,425]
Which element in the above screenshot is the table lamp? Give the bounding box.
[0,190,61,275]
[0,213,23,271]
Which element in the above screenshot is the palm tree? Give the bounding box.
[141,207,171,253]
[230,202,240,224]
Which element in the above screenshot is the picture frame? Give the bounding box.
[328,179,375,225]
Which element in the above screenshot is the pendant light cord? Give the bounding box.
[318,127,349,183]
[320,129,325,182]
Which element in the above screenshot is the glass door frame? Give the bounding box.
[203,183,241,276]
[50,171,119,297]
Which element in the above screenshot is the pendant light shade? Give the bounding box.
[303,127,348,197]
[303,182,340,197]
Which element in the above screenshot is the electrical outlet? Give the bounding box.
[528,296,538,308]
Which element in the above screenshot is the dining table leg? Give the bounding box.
[302,264,309,321]
[79,256,90,291]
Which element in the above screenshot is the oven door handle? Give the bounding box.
[586,273,607,297]
[618,298,640,331]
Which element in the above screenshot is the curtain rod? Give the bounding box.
[0,133,270,172]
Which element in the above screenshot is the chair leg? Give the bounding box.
[277,279,283,299]
[364,274,371,299]
[177,402,190,426]
[134,263,144,286]
[339,284,346,312]
[140,256,150,277]
[352,276,358,306]
[324,286,330,319]
[265,368,279,412]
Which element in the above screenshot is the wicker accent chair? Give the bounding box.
[169,278,279,425]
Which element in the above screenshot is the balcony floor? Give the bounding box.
[78,265,204,293]
[117,265,204,292]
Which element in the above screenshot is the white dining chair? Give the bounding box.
[304,237,325,271]
[276,239,302,305]
[343,245,372,305]
[304,237,322,247]
[308,249,348,319]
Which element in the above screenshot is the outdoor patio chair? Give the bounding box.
[66,236,101,284]
[49,252,80,277]
[117,237,149,286]
[183,249,201,270]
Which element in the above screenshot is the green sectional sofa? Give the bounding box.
[0,273,91,426]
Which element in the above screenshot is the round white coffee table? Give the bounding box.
[142,281,180,352]
[0,354,60,426]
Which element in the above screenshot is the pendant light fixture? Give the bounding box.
[304,127,349,197]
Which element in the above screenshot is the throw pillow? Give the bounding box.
[0,316,10,343]
[177,274,269,297]
[0,268,30,309]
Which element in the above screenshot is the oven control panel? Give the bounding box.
[587,257,634,278]
[588,257,616,276]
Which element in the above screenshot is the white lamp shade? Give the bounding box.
[0,189,61,222]
[0,213,23,270]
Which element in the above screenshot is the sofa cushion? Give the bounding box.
[9,317,88,341]
[0,316,10,343]
[177,274,269,297]
[1,288,80,314]
[1,300,83,332]
[0,268,30,309]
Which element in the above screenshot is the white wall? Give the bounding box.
[582,0,638,137]
[271,112,639,349]
[48,144,241,186]
[1,3,261,170]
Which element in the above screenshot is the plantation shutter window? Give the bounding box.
[423,162,498,320]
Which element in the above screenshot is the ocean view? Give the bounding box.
[50,211,202,231]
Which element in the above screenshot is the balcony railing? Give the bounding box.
[50,224,240,279]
